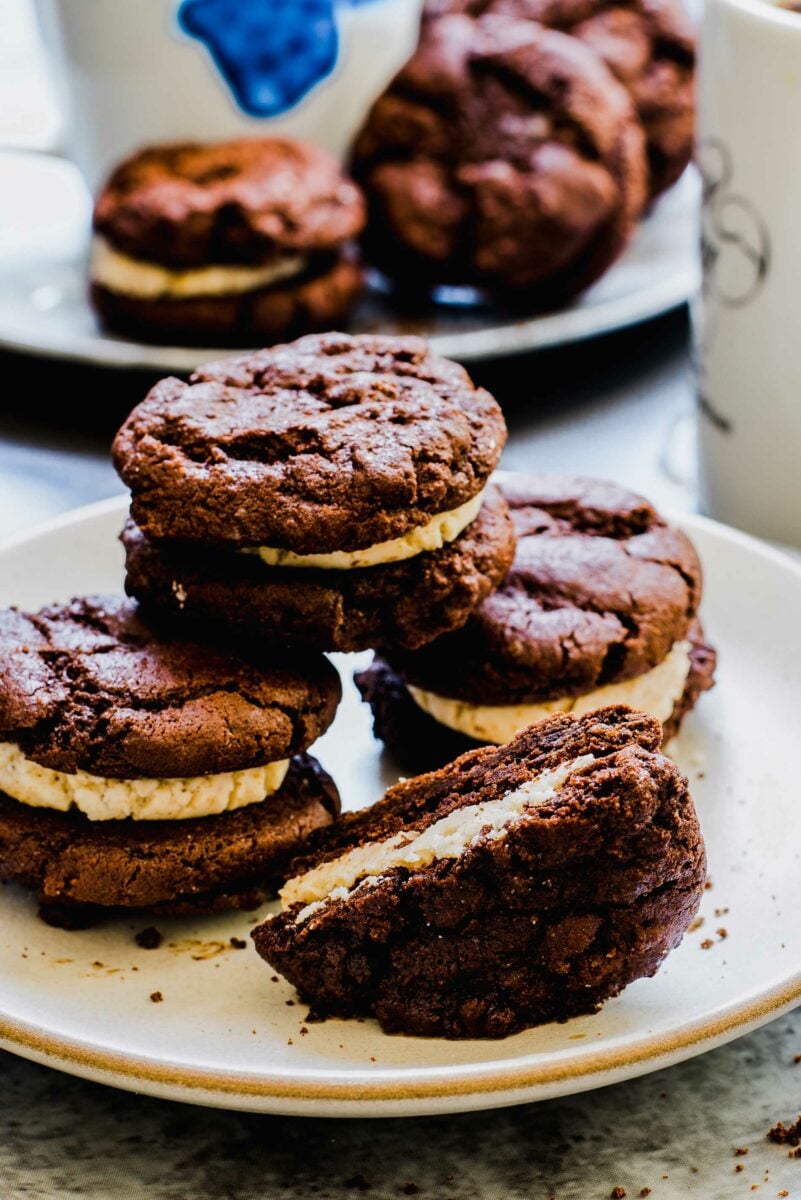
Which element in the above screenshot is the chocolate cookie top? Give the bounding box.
[351,13,646,299]
[113,333,507,552]
[423,0,696,197]
[93,139,366,268]
[386,474,703,703]
[0,596,341,778]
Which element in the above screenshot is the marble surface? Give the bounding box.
[1,1009,799,1199]
[0,311,799,1198]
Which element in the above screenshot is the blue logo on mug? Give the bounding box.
[178,0,382,118]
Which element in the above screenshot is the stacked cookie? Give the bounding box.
[114,332,514,652]
[90,139,366,345]
[0,597,340,926]
[358,474,716,772]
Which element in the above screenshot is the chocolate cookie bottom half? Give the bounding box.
[91,254,364,346]
[252,707,706,1039]
[0,755,339,928]
[121,484,516,653]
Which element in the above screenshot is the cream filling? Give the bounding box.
[89,235,307,299]
[407,640,693,745]
[283,754,593,922]
[0,741,290,822]
[241,489,486,571]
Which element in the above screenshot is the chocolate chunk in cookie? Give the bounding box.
[253,706,706,1038]
[351,14,647,303]
[90,138,366,343]
[356,474,716,769]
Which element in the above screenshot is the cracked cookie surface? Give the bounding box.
[422,0,696,198]
[0,596,341,777]
[381,473,704,703]
[113,333,507,553]
[351,13,646,301]
[355,474,715,769]
[253,707,706,1038]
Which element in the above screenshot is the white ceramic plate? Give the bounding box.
[0,493,799,1117]
[0,151,699,370]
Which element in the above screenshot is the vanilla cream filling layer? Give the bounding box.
[0,741,290,822]
[283,754,593,922]
[407,640,693,745]
[90,236,307,299]
[242,489,486,571]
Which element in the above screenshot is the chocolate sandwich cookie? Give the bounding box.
[351,13,647,304]
[252,706,706,1039]
[115,333,513,652]
[356,474,716,772]
[0,596,341,923]
[90,139,366,344]
[423,0,696,198]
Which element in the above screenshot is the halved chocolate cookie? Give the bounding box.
[357,474,716,772]
[253,706,706,1038]
[0,596,341,923]
[115,333,512,651]
[90,138,366,344]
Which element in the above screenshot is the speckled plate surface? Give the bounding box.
[0,151,699,370]
[0,493,798,1118]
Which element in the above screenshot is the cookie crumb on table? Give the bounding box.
[149,991,163,1003]
[229,936,247,950]
[135,926,163,950]
[768,1115,801,1150]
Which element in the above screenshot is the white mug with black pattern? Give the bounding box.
[696,0,801,545]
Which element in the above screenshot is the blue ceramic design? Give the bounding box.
[178,0,382,117]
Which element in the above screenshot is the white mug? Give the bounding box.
[33,0,423,189]
[696,0,801,545]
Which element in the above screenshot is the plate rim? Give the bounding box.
[1,495,800,1110]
